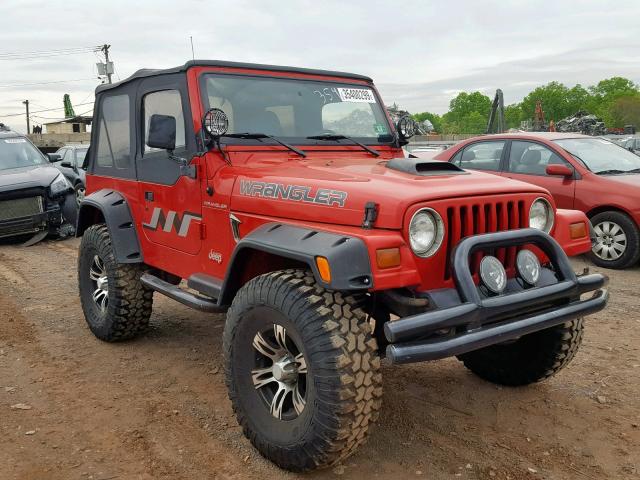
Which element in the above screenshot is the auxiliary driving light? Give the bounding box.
[479,255,507,294]
[516,249,541,286]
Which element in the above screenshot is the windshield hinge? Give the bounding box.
[362,201,379,229]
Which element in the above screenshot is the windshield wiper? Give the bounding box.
[307,134,381,157]
[221,132,306,157]
[594,168,640,175]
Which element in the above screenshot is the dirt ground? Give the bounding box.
[0,237,638,480]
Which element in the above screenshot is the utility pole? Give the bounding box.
[22,100,30,134]
[101,44,112,84]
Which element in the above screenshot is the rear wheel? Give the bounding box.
[589,211,640,269]
[458,319,583,386]
[78,224,153,341]
[223,270,382,472]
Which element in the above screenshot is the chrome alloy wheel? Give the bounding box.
[593,220,627,261]
[89,254,109,312]
[251,324,307,420]
[75,185,86,207]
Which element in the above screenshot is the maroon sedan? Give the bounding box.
[434,132,640,269]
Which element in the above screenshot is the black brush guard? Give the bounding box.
[385,229,608,364]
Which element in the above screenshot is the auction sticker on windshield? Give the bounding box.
[4,138,26,143]
[337,87,376,103]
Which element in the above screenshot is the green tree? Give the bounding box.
[520,82,572,123]
[566,84,591,113]
[589,77,639,102]
[504,104,523,129]
[448,91,492,119]
[609,95,640,129]
[589,77,640,127]
[413,111,442,133]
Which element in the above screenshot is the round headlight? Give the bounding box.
[480,255,507,294]
[529,198,554,233]
[409,208,444,257]
[516,249,541,285]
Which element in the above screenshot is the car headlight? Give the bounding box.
[529,198,554,233]
[409,208,444,257]
[49,173,71,196]
[480,255,507,294]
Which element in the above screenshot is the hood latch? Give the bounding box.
[362,201,378,229]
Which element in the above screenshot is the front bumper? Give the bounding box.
[385,229,608,364]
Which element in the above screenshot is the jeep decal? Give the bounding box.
[142,208,202,237]
[239,180,347,207]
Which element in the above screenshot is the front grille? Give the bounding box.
[444,199,527,280]
[0,196,44,221]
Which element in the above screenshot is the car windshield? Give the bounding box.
[553,138,640,174]
[202,74,393,144]
[0,137,46,170]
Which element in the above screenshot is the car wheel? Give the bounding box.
[589,211,640,269]
[223,269,382,471]
[458,319,583,386]
[78,224,153,341]
[75,183,86,207]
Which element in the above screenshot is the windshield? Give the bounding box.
[0,137,46,170]
[202,74,393,144]
[553,138,640,174]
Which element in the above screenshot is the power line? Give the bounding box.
[0,101,94,118]
[0,46,102,61]
[0,78,97,89]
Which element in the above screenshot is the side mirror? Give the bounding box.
[546,164,573,177]
[147,114,176,150]
[47,153,61,163]
[396,115,418,144]
[60,161,73,168]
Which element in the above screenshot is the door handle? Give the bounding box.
[144,191,154,202]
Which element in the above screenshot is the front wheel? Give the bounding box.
[458,319,584,386]
[223,270,382,472]
[78,224,153,341]
[589,211,640,269]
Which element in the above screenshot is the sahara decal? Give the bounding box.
[142,207,202,237]
[239,180,347,207]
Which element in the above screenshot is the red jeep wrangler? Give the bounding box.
[76,60,608,472]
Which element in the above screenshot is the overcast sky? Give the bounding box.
[1,0,639,133]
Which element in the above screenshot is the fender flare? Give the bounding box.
[219,223,373,305]
[76,189,143,263]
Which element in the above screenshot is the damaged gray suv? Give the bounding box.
[0,123,77,244]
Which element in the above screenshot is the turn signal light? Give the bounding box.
[315,256,331,283]
[570,222,587,239]
[376,248,401,269]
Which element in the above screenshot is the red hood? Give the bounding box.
[229,155,549,229]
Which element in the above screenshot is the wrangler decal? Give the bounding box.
[239,180,347,207]
[142,208,202,237]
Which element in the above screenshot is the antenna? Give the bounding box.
[190,36,195,60]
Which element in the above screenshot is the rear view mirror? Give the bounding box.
[47,153,61,163]
[147,114,176,151]
[546,164,573,177]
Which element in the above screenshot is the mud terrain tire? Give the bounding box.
[78,224,153,342]
[223,269,382,472]
[458,319,584,386]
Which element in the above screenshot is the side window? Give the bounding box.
[96,94,131,169]
[458,141,505,171]
[75,149,88,167]
[507,141,566,175]
[63,149,74,162]
[56,148,67,161]
[143,90,185,153]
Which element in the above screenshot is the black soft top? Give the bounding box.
[96,59,373,93]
